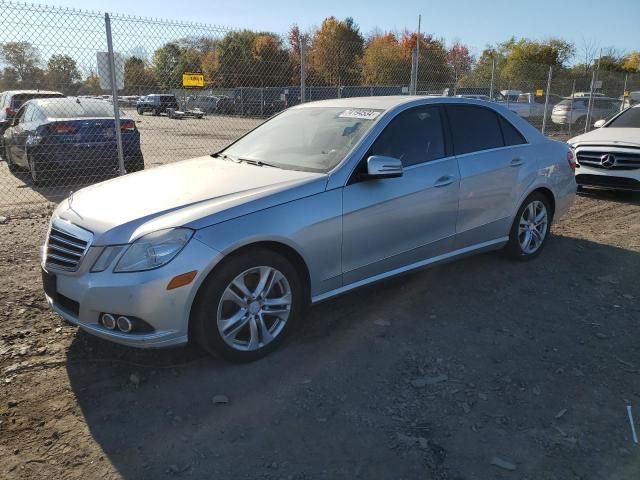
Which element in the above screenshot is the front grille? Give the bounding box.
[45,221,93,272]
[576,149,640,170]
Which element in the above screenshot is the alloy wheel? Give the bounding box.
[518,200,548,254]
[216,266,292,351]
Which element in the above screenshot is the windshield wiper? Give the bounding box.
[235,158,281,169]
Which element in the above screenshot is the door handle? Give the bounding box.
[434,175,456,188]
[510,158,524,167]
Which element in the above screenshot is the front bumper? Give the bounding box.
[576,164,640,191]
[44,238,223,348]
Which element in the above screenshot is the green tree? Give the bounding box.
[76,72,102,95]
[0,41,41,86]
[46,54,81,92]
[622,51,640,72]
[153,42,202,90]
[309,17,364,86]
[123,56,158,94]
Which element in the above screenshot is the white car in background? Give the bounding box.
[569,105,640,191]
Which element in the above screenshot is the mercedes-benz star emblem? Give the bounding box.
[600,154,616,168]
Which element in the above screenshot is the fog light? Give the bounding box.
[116,316,133,333]
[101,313,116,330]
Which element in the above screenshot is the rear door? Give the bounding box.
[341,105,460,284]
[446,104,534,249]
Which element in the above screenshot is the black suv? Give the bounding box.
[0,90,65,138]
[136,94,179,116]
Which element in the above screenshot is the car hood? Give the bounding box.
[568,128,640,147]
[56,156,327,245]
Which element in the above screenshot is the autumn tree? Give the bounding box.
[76,72,102,95]
[360,33,407,85]
[216,30,289,87]
[308,17,364,86]
[447,42,473,85]
[399,32,451,90]
[153,42,202,90]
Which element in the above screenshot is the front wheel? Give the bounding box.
[137,107,144,115]
[191,248,304,362]
[505,192,552,260]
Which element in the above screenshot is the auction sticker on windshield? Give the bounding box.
[339,109,381,120]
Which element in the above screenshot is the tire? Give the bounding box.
[505,192,552,261]
[572,116,586,134]
[29,153,47,187]
[5,145,19,173]
[153,108,160,116]
[126,153,145,173]
[191,248,304,362]
[137,107,143,115]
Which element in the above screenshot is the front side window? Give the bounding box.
[447,105,504,155]
[368,106,445,167]
[606,107,640,128]
[222,106,381,173]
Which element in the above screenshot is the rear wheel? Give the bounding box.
[192,248,303,362]
[5,145,19,173]
[137,107,143,115]
[505,192,551,260]
[126,153,144,173]
[29,153,47,186]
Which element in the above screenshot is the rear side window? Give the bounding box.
[446,105,504,155]
[369,106,445,167]
[498,116,526,146]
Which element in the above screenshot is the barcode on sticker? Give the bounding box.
[339,109,381,120]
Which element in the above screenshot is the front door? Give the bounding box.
[341,105,460,285]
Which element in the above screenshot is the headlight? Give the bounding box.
[113,228,194,273]
[91,246,126,272]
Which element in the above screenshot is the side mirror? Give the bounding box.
[593,119,606,128]
[365,155,403,179]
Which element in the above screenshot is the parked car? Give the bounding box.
[500,90,522,102]
[3,97,144,185]
[551,96,621,131]
[443,87,506,101]
[0,90,65,144]
[188,95,222,114]
[136,94,179,116]
[568,104,640,191]
[506,93,562,120]
[216,96,236,114]
[41,97,575,361]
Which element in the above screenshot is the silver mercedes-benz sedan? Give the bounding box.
[42,96,576,361]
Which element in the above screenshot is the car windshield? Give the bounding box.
[606,107,640,128]
[221,106,382,173]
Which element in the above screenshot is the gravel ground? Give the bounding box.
[0,191,639,479]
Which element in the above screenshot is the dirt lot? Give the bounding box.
[0,190,639,479]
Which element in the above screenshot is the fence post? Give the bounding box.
[541,66,553,135]
[409,48,418,95]
[568,79,576,137]
[585,70,596,133]
[300,36,306,103]
[621,73,628,111]
[489,57,496,101]
[104,13,125,176]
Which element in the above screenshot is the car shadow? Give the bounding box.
[65,235,640,479]
[578,187,640,206]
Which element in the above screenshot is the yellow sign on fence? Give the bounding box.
[624,90,630,97]
[535,89,544,97]
[182,72,204,88]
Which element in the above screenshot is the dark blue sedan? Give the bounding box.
[2,97,144,185]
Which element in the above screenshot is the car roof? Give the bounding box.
[293,95,511,111]
[29,96,110,107]
[4,90,63,96]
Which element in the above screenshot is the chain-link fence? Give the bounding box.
[0,1,638,242]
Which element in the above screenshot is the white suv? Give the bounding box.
[569,105,640,191]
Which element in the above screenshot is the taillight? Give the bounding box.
[567,150,577,170]
[51,123,78,134]
[120,120,136,131]
[5,107,15,116]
